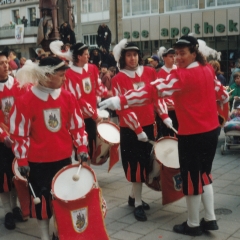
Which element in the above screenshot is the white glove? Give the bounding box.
[137,131,148,142]
[163,117,173,129]
[99,96,121,110]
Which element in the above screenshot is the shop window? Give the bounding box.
[83,34,97,47]
[81,0,109,13]
[123,0,159,17]
[206,0,240,7]
[165,0,198,12]
[29,8,37,26]
[12,9,20,24]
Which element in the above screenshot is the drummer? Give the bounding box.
[109,39,172,222]
[9,57,89,240]
[0,50,28,230]
[99,35,229,236]
[63,42,111,164]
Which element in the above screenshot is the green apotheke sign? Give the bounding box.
[124,20,238,39]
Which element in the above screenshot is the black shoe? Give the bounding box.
[4,212,16,230]
[12,207,27,222]
[52,233,59,240]
[134,206,147,222]
[173,221,202,236]
[200,218,219,231]
[128,196,150,210]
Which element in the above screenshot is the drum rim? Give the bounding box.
[154,136,179,169]
[51,164,97,202]
[12,158,27,182]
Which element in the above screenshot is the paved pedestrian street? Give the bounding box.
[1,130,240,240]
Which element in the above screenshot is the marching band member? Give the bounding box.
[10,57,88,240]
[110,39,171,222]
[63,42,110,162]
[157,47,178,137]
[0,51,27,230]
[99,35,229,235]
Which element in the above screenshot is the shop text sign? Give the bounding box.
[124,20,238,39]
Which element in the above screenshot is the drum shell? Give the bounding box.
[92,120,120,166]
[12,158,30,219]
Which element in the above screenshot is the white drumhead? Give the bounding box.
[13,160,27,182]
[53,167,95,201]
[154,138,179,168]
[97,122,120,144]
[97,109,109,119]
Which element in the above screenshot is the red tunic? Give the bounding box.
[121,62,229,135]
[10,85,88,166]
[64,64,108,119]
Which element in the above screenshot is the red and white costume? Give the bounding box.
[112,66,169,135]
[64,64,108,119]
[10,85,88,166]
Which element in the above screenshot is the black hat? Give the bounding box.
[173,35,199,48]
[71,42,88,55]
[39,57,69,71]
[0,50,8,58]
[101,63,108,68]
[123,42,140,52]
[162,48,175,57]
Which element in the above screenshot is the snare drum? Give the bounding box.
[12,158,30,219]
[97,109,110,120]
[92,120,120,166]
[51,164,108,239]
[154,136,179,168]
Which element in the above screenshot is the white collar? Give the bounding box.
[32,84,61,101]
[162,64,177,73]
[0,75,14,92]
[120,65,143,78]
[71,64,88,74]
[186,61,199,69]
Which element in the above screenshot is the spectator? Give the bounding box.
[59,21,76,45]
[97,23,111,51]
[9,21,15,29]
[148,55,162,72]
[99,64,111,90]
[16,15,22,25]
[209,60,227,86]
[21,16,28,27]
[108,50,117,68]
[19,57,26,68]
[229,58,240,86]
[89,48,101,69]
[8,50,20,69]
[228,72,240,110]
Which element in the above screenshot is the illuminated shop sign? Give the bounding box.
[124,20,238,39]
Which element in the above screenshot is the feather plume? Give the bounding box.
[157,46,167,61]
[113,38,128,62]
[16,60,55,87]
[197,39,221,61]
[49,40,73,61]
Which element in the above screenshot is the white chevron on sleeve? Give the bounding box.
[155,78,178,90]
[10,105,17,133]
[19,114,26,137]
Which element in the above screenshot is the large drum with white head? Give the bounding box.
[92,120,120,166]
[51,164,108,239]
[12,158,30,220]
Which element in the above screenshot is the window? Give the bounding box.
[81,0,110,22]
[165,0,198,12]
[81,0,109,13]
[123,0,159,17]
[12,9,20,24]
[83,34,98,47]
[206,0,240,7]
[28,7,36,26]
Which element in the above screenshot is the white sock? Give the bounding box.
[10,188,18,209]
[132,182,142,207]
[186,195,201,227]
[129,185,134,198]
[201,184,216,221]
[37,219,50,240]
[0,192,12,214]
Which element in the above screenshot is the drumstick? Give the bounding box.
[171,127,178,134]
[26,177,41,205]
[148,140,155,145]
[72,164,81,181]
